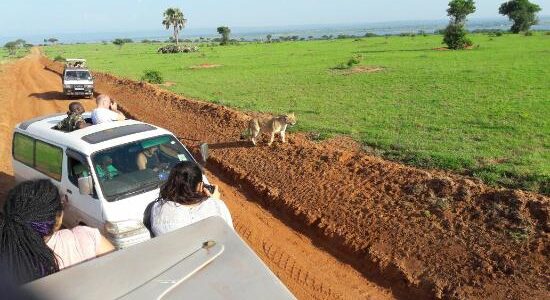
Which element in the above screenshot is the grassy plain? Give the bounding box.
[45,33,550,193]
[1,48,30,64]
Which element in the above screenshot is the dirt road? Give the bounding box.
[0,51,396,299]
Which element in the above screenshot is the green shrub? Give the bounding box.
[53,55,65,62]
[524,31,533,36]
[334,63,348,70]
[443,24,472,49]
[140,70,164,84]
[347,56,360,67]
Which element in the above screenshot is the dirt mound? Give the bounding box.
[346,66,384,75]
[42,58,549,299]
[433,45,475,51]
[189,64,223,69]
[330,66,384,75]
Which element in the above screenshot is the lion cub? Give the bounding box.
[243,113,297,146]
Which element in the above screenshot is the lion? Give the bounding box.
[241,113,297,146]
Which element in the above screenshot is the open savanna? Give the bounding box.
[45,33,550,193]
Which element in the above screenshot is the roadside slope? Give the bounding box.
[50,59,549,299]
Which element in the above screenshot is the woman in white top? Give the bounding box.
[150,161,233,236]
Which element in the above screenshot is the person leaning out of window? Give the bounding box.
[150,161,233,236]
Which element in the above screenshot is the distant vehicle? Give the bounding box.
[24,217,295,300]
[12,113,207,248]
[62,58,93,98]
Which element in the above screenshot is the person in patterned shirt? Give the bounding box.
[56,102,89,132]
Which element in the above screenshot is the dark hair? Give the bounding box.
[159,161,205,205]
[0,180,62,284]
[68,102,84,114]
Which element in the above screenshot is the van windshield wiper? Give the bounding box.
[110,182,160,202]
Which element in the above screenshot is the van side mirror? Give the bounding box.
[78,175,93,195]
[199,143,209,163]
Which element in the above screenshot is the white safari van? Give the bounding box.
[12,113,201,248]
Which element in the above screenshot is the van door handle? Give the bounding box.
[66,189,73,194]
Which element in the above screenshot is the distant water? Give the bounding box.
[2,16,549,45]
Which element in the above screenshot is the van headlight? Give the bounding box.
[63,84,71,89]
[86,84,93,89]
[105,220,148,238]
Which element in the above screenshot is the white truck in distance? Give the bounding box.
[62,59,94,98]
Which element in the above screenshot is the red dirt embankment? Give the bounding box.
[43,58,549,299]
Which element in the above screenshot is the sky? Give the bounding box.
[1,0,549,36]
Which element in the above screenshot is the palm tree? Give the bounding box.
[162,8,187,45]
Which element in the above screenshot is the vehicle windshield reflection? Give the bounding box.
[91,135,191,202]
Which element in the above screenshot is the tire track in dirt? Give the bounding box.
[208,169,393,299]
[0,52,396,299]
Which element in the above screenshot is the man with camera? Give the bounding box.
[91,94,126,125]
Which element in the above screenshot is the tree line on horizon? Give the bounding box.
[158,0,542,50]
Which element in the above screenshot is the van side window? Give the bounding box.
[67,156,89,186]
[35,140,63,181]
[13,133,35,166]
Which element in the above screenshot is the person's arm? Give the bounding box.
[116,111,126,121]
[204,184,221,199]
[136,152,147,170]
[109,102,126,121]
[97,235,115,256]
[76,119,89,129]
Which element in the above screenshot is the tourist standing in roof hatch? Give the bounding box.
[56,102,89,131]
[91,94,126,124]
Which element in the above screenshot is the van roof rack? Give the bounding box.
[65,58,87,68]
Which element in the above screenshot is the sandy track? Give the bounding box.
[0,52,395,299]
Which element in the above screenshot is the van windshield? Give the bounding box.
[65,70,92,81]
[91,135,193,202]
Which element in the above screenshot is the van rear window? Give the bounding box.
[35,141,63,181]
[13,133,34,166]
[13,133,63,181]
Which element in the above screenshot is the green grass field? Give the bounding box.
[45,33,550,193]
[1,47,30,64]
[0,49,10,64]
